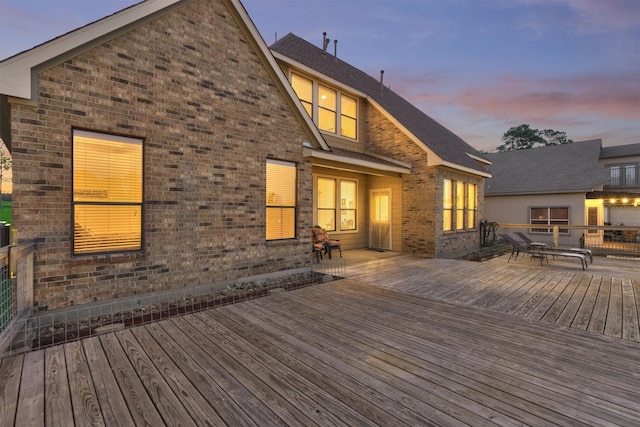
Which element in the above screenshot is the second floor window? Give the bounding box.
[291,72,358,140]
[318,85,336,133]
[609,164,637,187]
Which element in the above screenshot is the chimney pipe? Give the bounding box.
[322,32,329,51]
[380,70,384,84]
[334,39,338,57]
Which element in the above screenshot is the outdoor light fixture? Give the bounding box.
[622,198,629,204]
[610,198,616,204]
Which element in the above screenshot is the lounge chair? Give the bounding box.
[515,231,592,263]
[312,226,342,259]
[500,234,587,270]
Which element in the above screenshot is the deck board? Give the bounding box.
[2,253,640,426]
[15,351,44,426]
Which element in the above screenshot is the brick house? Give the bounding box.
[0,1,490,311]
[0,0,327,310]
[270,34,491,258]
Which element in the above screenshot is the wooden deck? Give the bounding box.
[343,252,640,343]
[1,254,639,425]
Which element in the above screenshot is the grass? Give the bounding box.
[0,200,12,224]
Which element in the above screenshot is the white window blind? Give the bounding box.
[73,130,142,254]
[266,159,297,240]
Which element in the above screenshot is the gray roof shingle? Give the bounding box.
[484,139,610,195]
[599,143,640,159]
[270,33,489,175]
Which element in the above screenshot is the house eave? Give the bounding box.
[441,161,492,178]
[303,147,411,175]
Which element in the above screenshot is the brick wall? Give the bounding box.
[10,0,314,309]
[365,103,483,257]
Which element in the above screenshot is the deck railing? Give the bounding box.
[0,243,34,357]
[490,224,640,258]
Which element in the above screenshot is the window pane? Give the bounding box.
[341,210,356,230]
[317,210,335,232]
[456,181,464,230]
[317,178,335,231]
[266,208,295,240]
[318,85,336,110]
[318,108,336,133]
[291,74,312,104]
[443,211,452,232]
[73,130,142,255]
[625,165,636,185]
[467,184,476,229]
[340,96,357,139]
[610,166,621,186]
[74,205,142,254]
[341,95,356,117]
[443,179,452,231]
[266,160,296,207]
[340,180,357,230]
[266,160,297,240]
[531,208,548,221]
[318,86,336,133]
[318,178,335,209]
[443,179,452,209]
[340,181,356,210]
[74,131,142,203]
[341,116,356,139]
[550,207,568,220]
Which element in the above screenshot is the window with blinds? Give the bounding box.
[73,130,143,254]
[266,159,297,240]
[443,179,452,231]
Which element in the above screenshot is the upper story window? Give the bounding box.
[72,130,143,255]
[340,95,357,139]
[290,72,358,140]
[291,73,312,117]
[318,85,336,133]
[609,164,637,187]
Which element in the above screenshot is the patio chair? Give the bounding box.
[499,234,531,263]
[515,231,593,263]
[501,233,587,270]
[312,242,324,263]
[312,225,342,259]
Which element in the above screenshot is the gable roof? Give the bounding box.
[600,143,640,159]
[0,0,328,150]
[484,139,609,196]
[270,33,490,177]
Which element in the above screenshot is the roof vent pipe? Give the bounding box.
[334,39,338,57]
[322,32,330,51]
[380,70,384,84]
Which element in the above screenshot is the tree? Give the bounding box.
[497,124,573,152]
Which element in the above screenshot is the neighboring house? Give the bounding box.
[270,33,491,258]
[0,0,490,311]
[598,143,640,226]
[0,0,327,310]
[484,139,640,247]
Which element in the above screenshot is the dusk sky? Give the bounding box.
[1,0,638,152]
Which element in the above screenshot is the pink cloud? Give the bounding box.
[409,71,640,124]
